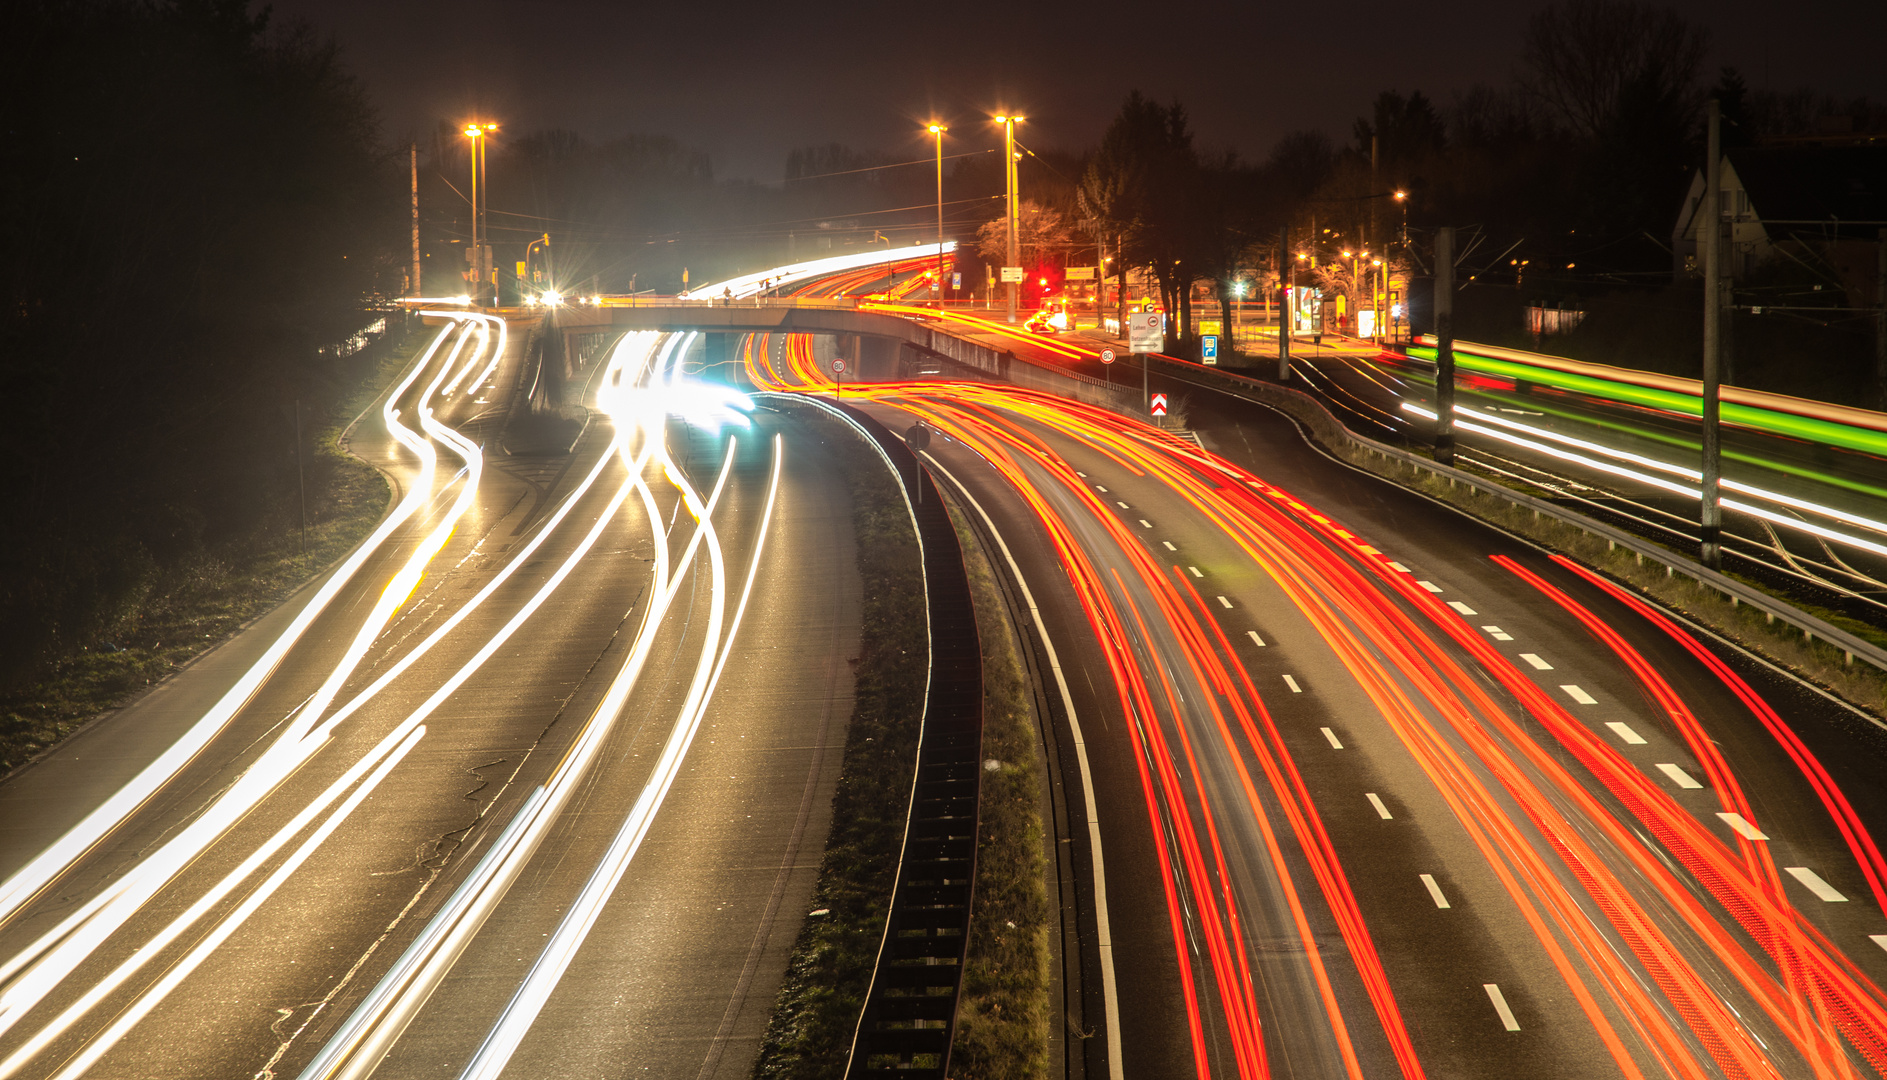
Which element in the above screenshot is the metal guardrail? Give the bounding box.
[1145,356,1887,675]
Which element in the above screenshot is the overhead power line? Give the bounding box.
[784,148,994,182]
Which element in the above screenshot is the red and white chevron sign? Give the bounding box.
[1150,392,1168,417]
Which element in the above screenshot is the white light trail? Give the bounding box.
[23,727,426,1080]
[0,330,673,1076]
[458,434,783,1080]
[0,313,501,1054]
[0,315,459,935]
[1403,402,1887,559]
[691,242,956,300]
[297,334,759,1080]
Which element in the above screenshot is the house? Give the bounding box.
[1672,143,1887,308]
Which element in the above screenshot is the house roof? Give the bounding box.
[1727,145,1887,229]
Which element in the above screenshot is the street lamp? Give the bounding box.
[928,123,948,308]
[462,122,497,304]
[1392,189,1409,247]
[993,114,1025,323]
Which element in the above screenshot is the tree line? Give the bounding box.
[1038,0,1886,368]
[1,0,401,689]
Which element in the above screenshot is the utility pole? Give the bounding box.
[410,144,421,297]
[293,399,306,555]
[478,132,491,301]
[1701,98,1724,569]
[929,124,948,307]
[1116,237,1128,334]
[997,115,1023,323]
[1369,134,1380,255]
[1434,227,1456,465]
[1877,227,1887,381]
[468,134,478,298]
[1279,225,1294,381]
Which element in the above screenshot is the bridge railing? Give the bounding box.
[594,295,863,310]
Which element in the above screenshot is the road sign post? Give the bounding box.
[1129,311,1162,411]
[1100,346,1115,386]
[1202,334,1218,364]
[832,356,846,405]
[1151,392,1168,419]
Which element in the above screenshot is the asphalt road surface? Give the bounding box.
[742,308,1887,1079]
[0,319,861,1080]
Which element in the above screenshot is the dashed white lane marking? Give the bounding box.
[1869,934,1887,953]
[1282,675,1302,693]
[1139,519,1153,528]
[1389,562,1411,573]
[1320,727,1344,749]
[1561,685,1597,705]
[1162,541,1177,551]
[1519,653,1553,670]
[1484,984,1521,1031]
[1366,793,1392,819]
[1786,867,1848,902]
[1417,580,1444,593]
[1116,501,1130,509]
[1188,566,1203,578]
[1095,485,1107,492]
[1483,625,1514,641]
[1247,631,1266,647]
[1447,601,1478,615]
[1717,812,1769,841]
[1605,721,1648,745]
[1076,471,1087,478]
[1419,874,1451,909]
[1216,596,1233,609]
[1656,763,1704,789]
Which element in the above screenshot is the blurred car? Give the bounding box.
[1025,303,1070,335]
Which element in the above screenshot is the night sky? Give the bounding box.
[277,0,1887,181]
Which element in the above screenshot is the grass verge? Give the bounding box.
[1245,375,1887,718]
[751,404,926,1080]
[0,337,415,775]
[944,499,1051,1079]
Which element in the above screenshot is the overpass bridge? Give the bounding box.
[416,296,1141,417]
[549,297,1008,383]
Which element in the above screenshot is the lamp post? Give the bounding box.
[928,124,948,308]
[1342,250,1358,336]
[994,114,1024,323]
[462,122,497,304]
[1371,256,1383,341]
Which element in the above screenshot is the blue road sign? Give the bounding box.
[1202,335,1219,361]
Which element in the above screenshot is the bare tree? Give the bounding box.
[1520,0,1708,141]
[974,200,1071,267]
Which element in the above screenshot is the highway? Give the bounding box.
[742,299,1887,1078]
[0,311,865,1078]
[10,247,1887,1079]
